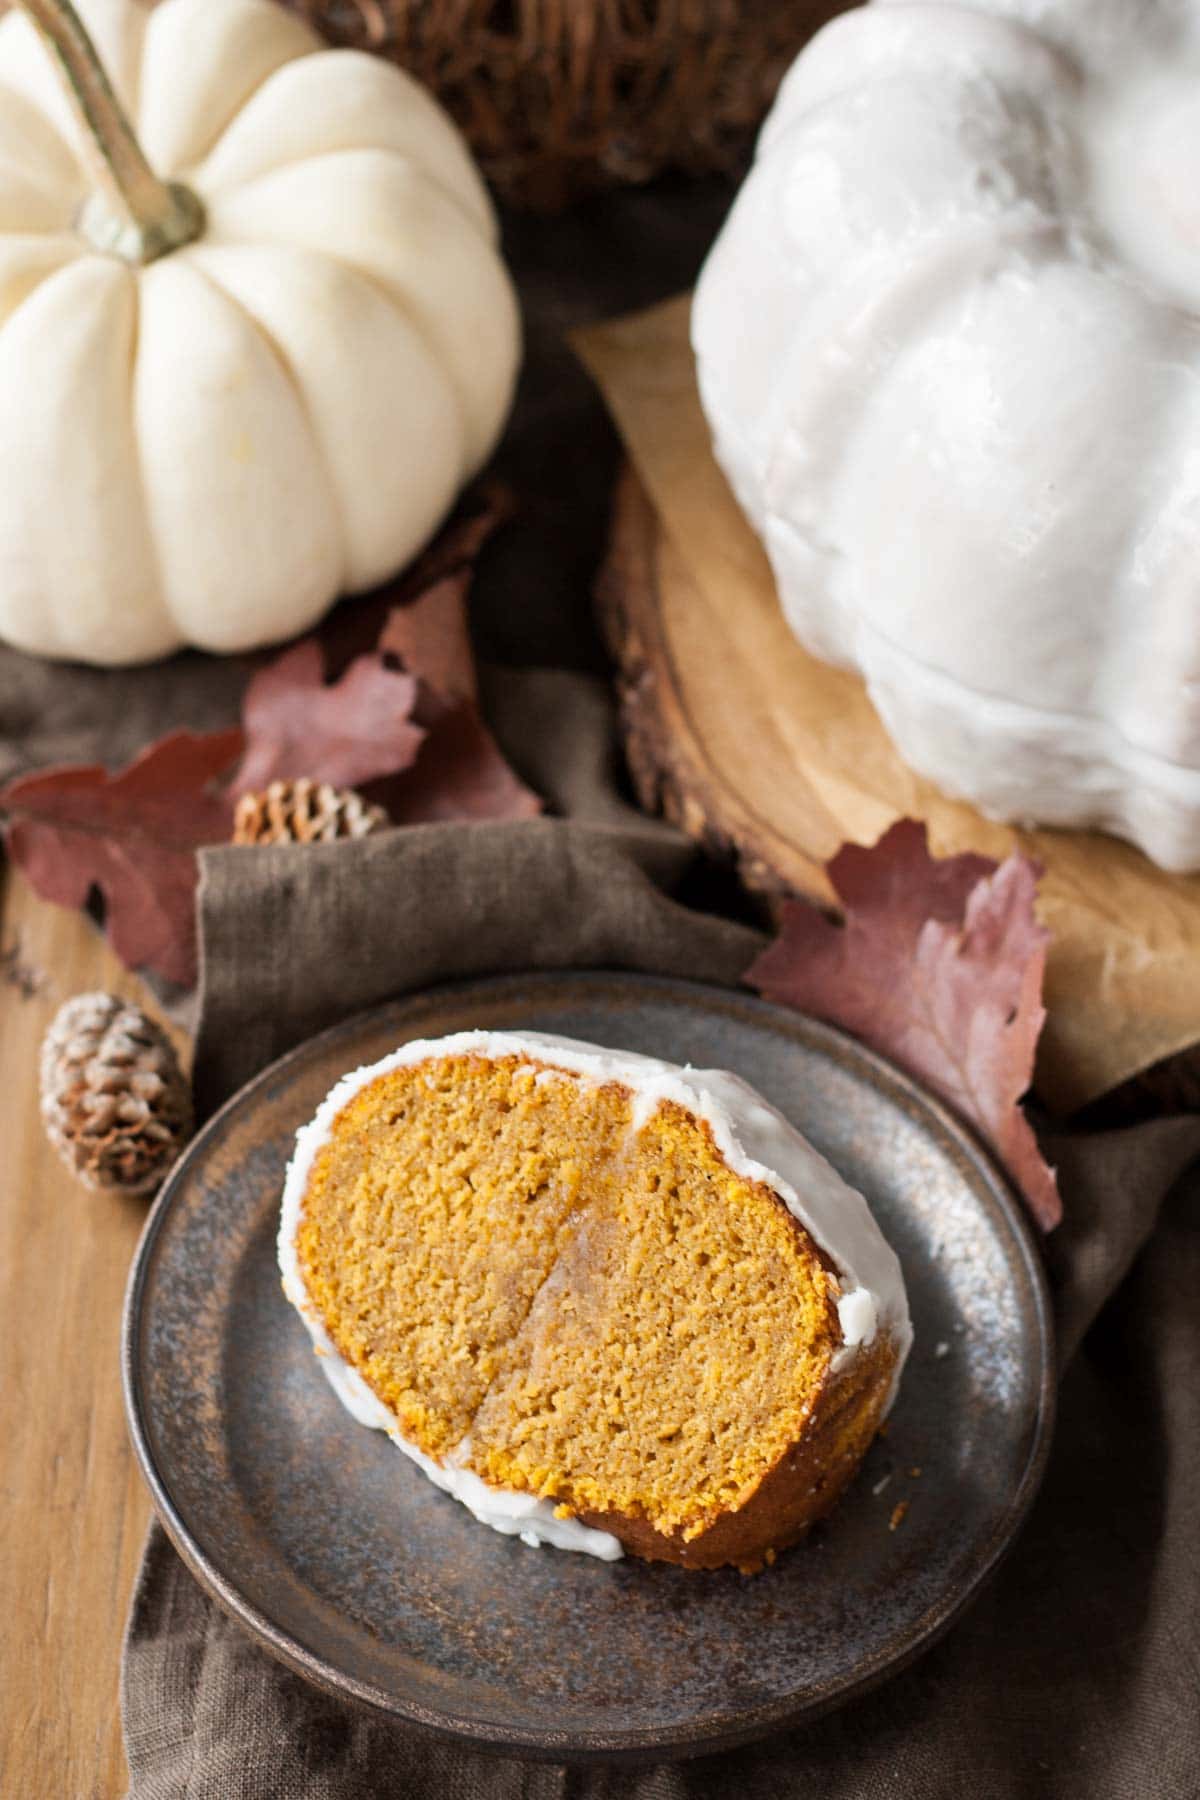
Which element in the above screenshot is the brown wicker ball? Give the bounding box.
[284,0,850,208]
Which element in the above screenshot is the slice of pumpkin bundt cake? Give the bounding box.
[279,1030,911,1571]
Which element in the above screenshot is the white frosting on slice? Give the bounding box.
[278,1029,912,1561]
[315,1352,623,1559]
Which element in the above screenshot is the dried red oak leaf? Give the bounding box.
[0,727,243,987]
[398,480,517,606]
[367,703,542,826]
[236,586,540,822]
[747,820,1061,1229]
[317,482,516,675]
[380,573,478,711]
[233,640,425,797]
[375,580,541,821]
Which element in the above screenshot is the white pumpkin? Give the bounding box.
[693,0,1200,872]
[0,0,520,665]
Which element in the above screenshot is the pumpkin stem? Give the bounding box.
[15,0,203,264]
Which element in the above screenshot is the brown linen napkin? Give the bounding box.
[120,670,1200,1799]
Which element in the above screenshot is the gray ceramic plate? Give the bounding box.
[123,972,1054,1764]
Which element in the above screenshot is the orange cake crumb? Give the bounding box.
[290,1047,906,1570]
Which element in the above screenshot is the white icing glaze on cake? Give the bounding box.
[692,0,1200,870]
[279,1029,912,1561]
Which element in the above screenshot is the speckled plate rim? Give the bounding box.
[122,971,1056,1765]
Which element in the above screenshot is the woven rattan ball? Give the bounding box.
[284,0,848,208]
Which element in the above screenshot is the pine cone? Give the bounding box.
[232,779,388,846]
[40,993,193,1195]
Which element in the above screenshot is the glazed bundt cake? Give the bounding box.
[279,1031,911,1570]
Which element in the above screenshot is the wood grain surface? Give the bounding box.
[596,463,834,912]
[0,865,184,1798]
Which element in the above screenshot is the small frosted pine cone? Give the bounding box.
[232,779,388,846]
[40,993,193,1195]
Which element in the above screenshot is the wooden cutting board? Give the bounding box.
[597,465,841,911]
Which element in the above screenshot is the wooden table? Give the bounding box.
[1,866,187,1796]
